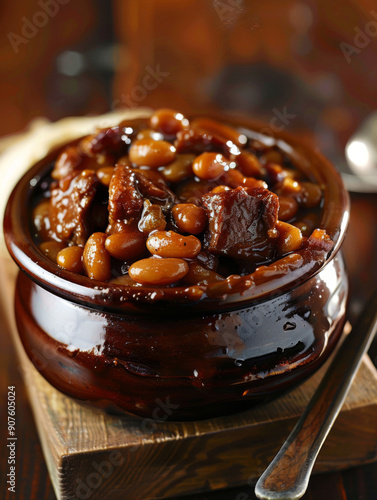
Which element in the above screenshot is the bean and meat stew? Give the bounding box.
[32,109,333,294]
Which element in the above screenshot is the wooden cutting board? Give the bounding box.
[1,255,377,500]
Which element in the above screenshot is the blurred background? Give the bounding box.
[0,0,377,321]
[0,0,376,150]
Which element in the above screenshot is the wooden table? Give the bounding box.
[1,192,377,500]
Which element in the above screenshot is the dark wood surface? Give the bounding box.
[1,192,377,500]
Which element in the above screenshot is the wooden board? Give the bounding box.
[1,255,377,500]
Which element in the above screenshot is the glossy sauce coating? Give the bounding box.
[57,246,84,273]
[172,203,206,234]
[31,109,330,293]
[83,233,112,281]
[4,110,349,421]
[129,257,189,285]
[14,253,348,419]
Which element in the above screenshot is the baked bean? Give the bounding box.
[193,152,230,180]
[146,231,201,259]
[150,108,189,136]
[265,162,288,185]
[283,168,297,179]
[191,118,247,147]
[83,232,112,281]
[161,154,196,183]
[117,155,132,167]
[294,213,318,237]
[33,199,51,239]
[298,181,322,208]
[276,177,302,197]
[211,185,231,194]
[97,153,114,166]
[237,151,263,177]
[133,168,165,184]
[260,149,284,165]
[39,241,65,262]
[97,166,114,186]
[129,139,176,168]
[57,246,84,273]
[242,177,267,189]
[129,257,189,285]
[105,230,146,260]
[176,179,213,204]
[183,262,224,285]
[172,204,206,234]
[225,169,244,188]
[278,196,299,221]
[136,129,164,141]
[294,222,309,236]
[276,221,303,255]
[225,169,267,189]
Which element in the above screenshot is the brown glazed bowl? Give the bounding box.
[4,118,349,420]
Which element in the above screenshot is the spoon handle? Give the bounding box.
[255,289,377,500]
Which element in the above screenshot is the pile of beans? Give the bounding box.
[32,109,328,288]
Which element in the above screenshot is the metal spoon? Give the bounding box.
[255,289,377,500]
[345,112,377,189]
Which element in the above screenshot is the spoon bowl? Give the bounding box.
[345,111,377,187]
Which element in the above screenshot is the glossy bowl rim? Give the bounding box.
[3,114,350,315]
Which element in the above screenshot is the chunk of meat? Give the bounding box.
[80,126,131,156]
[306,228,334,254]
[80,118,148,157]
[191,118,247,148]
[49,170,99,246]
[175,128,240,158]
[52,146,82,180]
[135,170,176,208]
[138,200,167,234]
[107,165,143,233]
[52,146,114,180]
[202,186,279,261]
[52,119,148,180]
